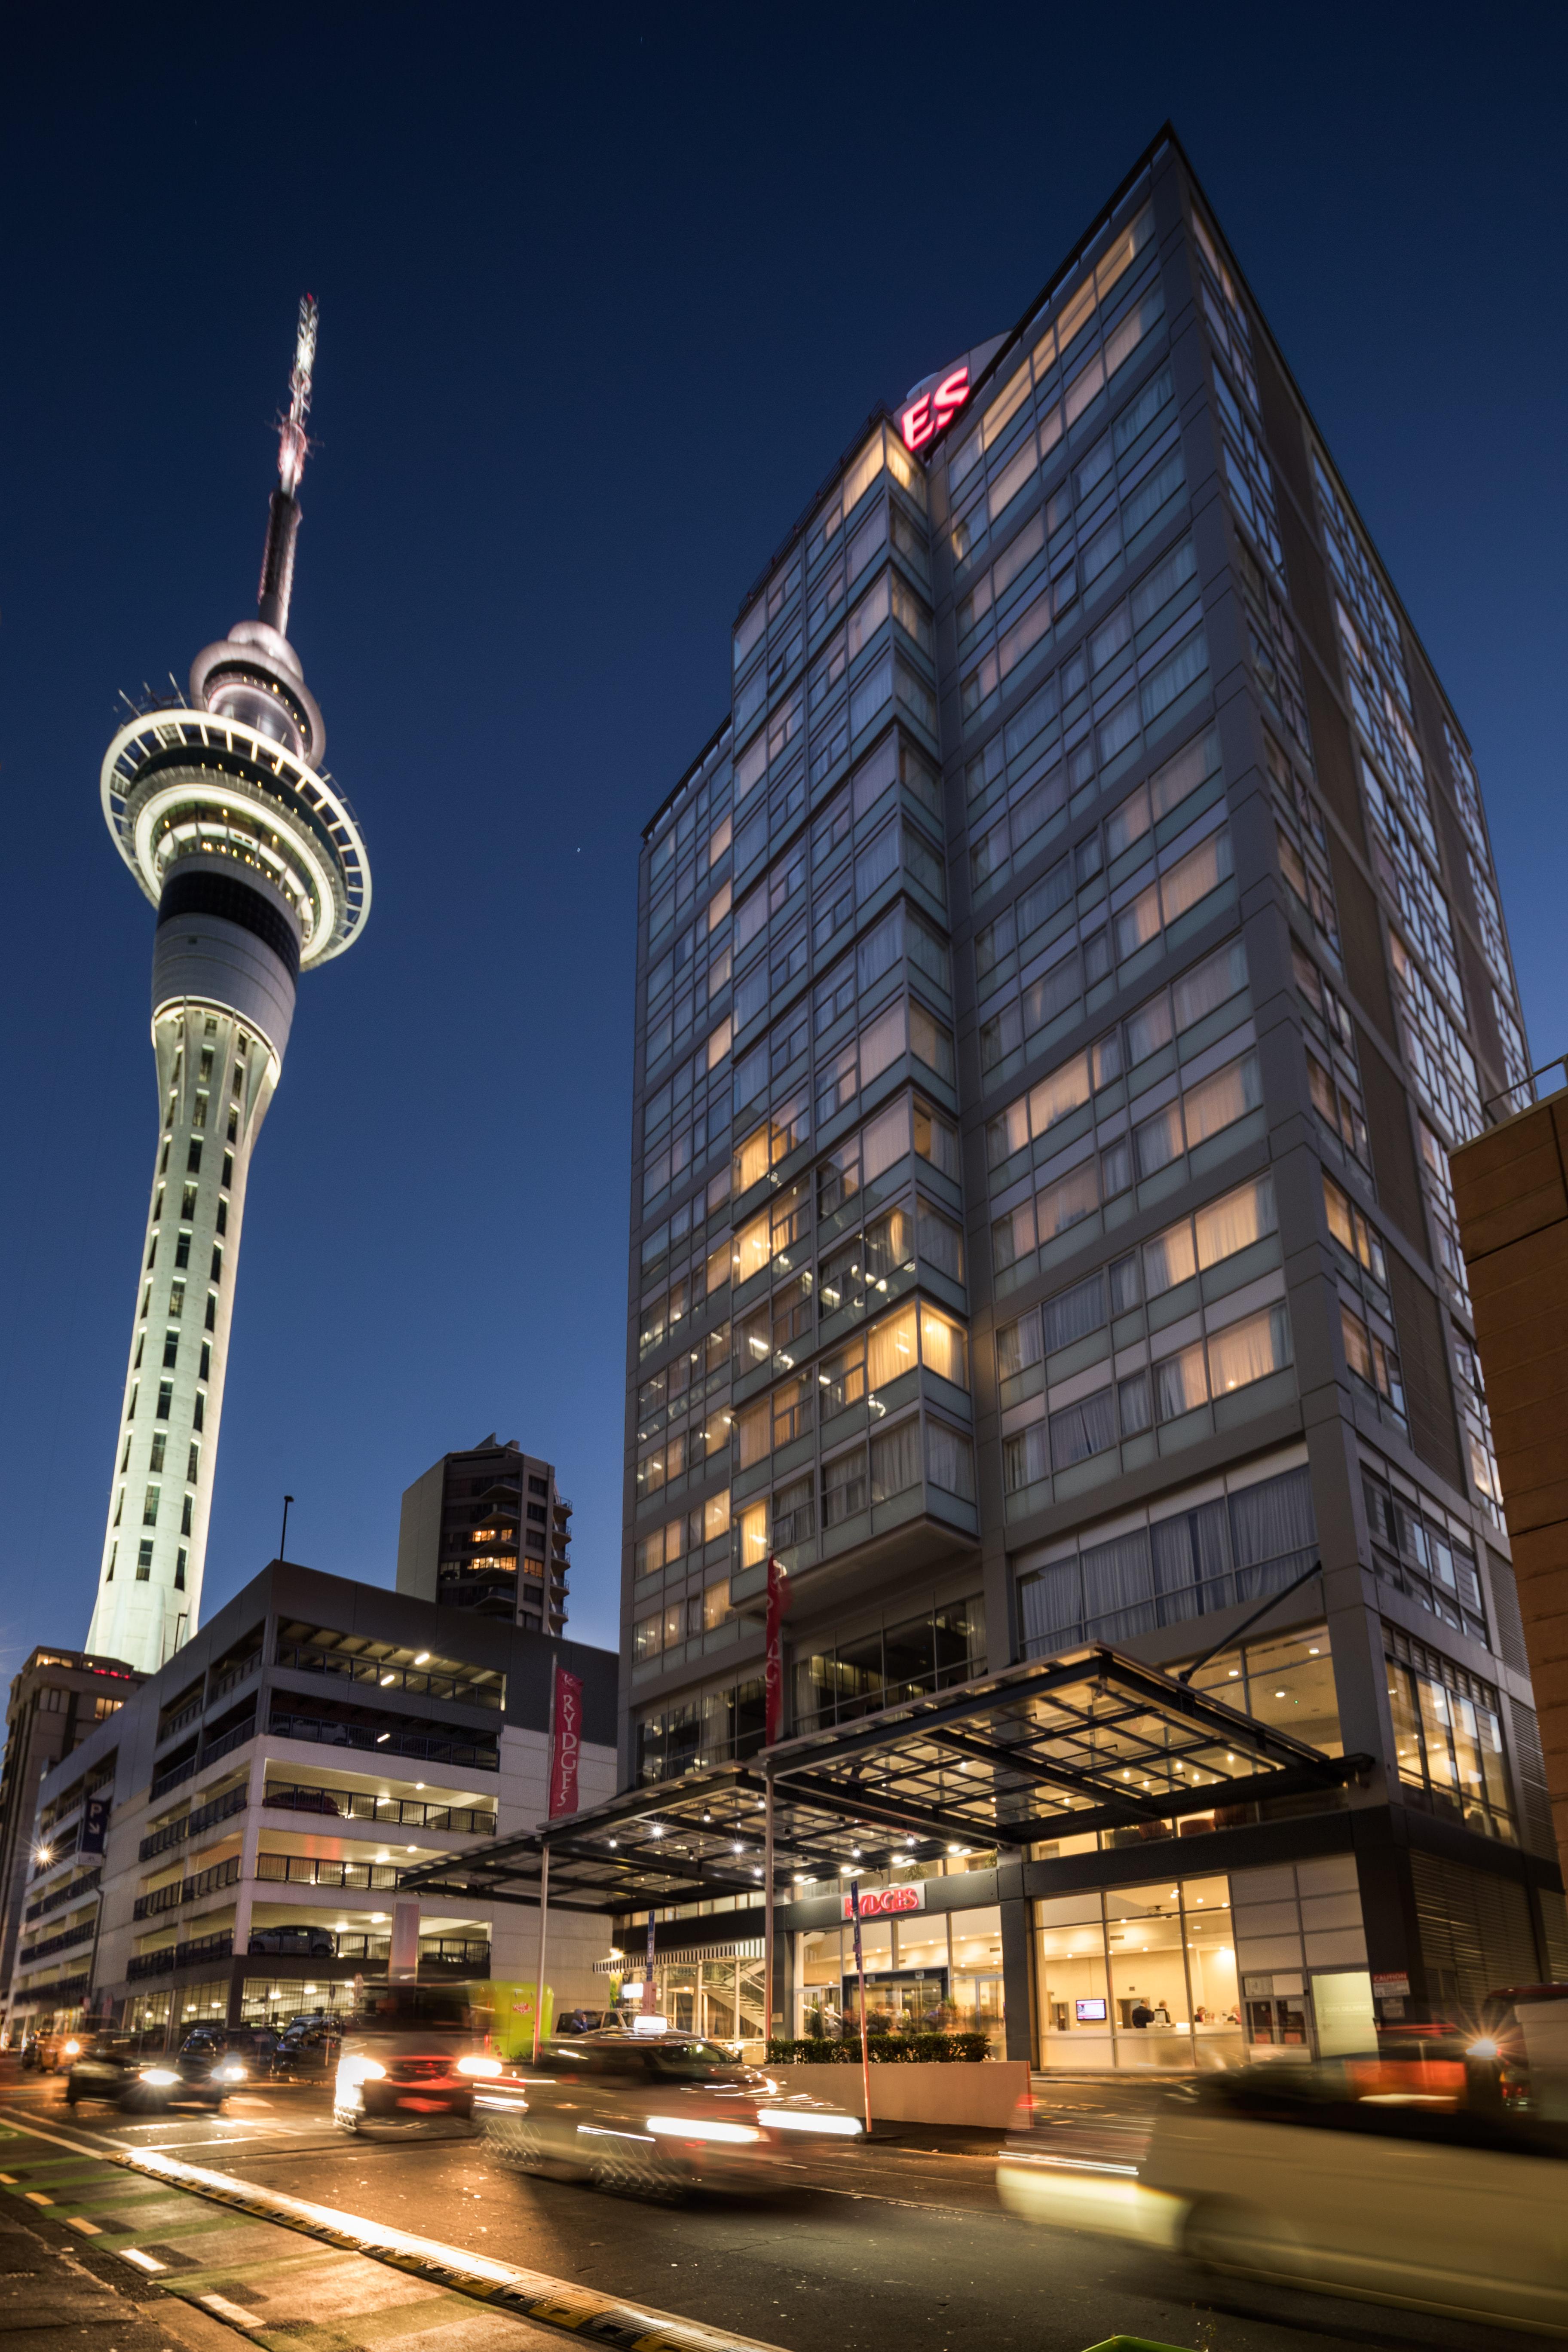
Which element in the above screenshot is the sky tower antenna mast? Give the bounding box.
[258,294,319,635]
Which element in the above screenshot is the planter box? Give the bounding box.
[769,2057,1029,2128]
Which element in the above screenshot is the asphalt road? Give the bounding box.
[0,2072,1536,2352]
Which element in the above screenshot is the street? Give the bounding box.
[0,2067,1535,2352]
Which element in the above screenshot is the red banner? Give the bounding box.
[548,1663,583,1818]
[764,1555,790,1745]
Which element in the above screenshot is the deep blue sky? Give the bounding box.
[1,3,1563,1671]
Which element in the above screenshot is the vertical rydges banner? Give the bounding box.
[548,1663,583,1817]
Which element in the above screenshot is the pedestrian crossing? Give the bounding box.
[0,2116,565,2351]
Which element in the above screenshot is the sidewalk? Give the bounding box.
[0,2166,243,2352]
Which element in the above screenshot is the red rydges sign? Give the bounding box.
[898,365,971,452]
[841,1882,926,1921]
[548,1663,582,1818]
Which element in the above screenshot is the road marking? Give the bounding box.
[22,2190,52,2205]
[202,2292,263,2325]
[66,2213,103,2234]
[0,2107,792,2352]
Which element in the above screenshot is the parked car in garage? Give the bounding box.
[247,1923,336,1957]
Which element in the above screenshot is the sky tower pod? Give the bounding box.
[88,300,372,1674]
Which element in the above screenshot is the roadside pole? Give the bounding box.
[848,1877,872,2138]
[531,1844,550,2064]
[762,1763,775,2058]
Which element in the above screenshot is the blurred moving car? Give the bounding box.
[474,2027,861,2196]
[1464,1983,1568,2116]
[332,1984,483,2131]
[21,2031,82,2074]
[998,2066,1568,2335]
[247,1923,337,1957]
[273,2015,342,2075]
[180,2024,277,2076]
[65,2035,248,2111]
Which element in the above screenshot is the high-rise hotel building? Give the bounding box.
[622,131,1565,2062]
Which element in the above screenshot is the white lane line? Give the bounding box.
[119,2248,167,2272]
[202,2292,263,2325]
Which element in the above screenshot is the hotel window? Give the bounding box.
[1386,1626,1512,1843]
[1363,1461,1486,1645]
[795,1596,984,1733]
[964,542,1207,899]
[1018,1458,1317,1655]
[1341,1299,1405,1427]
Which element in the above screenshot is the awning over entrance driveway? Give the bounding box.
[398,1644,1367,1914]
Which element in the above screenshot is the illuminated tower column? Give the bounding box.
[87,300,372,1672]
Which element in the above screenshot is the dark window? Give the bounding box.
[162,1332,179,1369]
[187,1142,202,1175]
[156,1381,173,1421]
[136,1541,154,1581]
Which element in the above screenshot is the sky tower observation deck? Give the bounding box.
[87,300,371,1673]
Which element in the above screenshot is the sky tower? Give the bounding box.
[87,300,371,1672]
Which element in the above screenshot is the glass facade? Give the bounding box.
[622,134,1560,2059]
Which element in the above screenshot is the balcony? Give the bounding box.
[273,1640,503,1712]
[332,1933,490,1972]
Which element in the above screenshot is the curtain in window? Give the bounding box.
[1143,1215,1197,1295]
[1135,1099,1183,1179]
[1114,884,1161,962]
[1049,1388,1115,1470]
[1081,1530,1154,1630]
[1151,1499,1230,1622]
[1195,1174,1274,1269]
[1028,1054,1092,1137]
[1207,1304,1289,1396]
[1228,1465,1316,1571]
[867,1304,919,1388]
[925,1419,975,1500]
[1159,828,1232,925]
[1173,935,1246,1031]
[916,1201,964,1280]
[919,1306,969,1389]
[1020,1561,1082,1653]
[1182,1052,1261,1145]
[1004,1421,1050,1493]
[1155,1340,1207,1421]
[859,1000,906,1087]
[823,1448,869,1526]
[909,1003,954,1080]
[857,907,903,992]
[998,1310,1043,1379]
[1043,1271,1106,1352]
[862,1097,910,1182]
[870,1418,920,1503]
[1037,1159,1099,1240]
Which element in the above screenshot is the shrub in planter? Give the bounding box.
[767,2031,991,2064]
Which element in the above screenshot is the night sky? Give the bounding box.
[2,3,1563,1669]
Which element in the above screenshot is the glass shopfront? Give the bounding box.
[1036,1875,1241,2069]
[796,1901,1007,2054]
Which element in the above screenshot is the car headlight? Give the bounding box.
[62,2041,80,2058]
[456,2055,502,2078]
[757,2106,862,2135]
[1467,2037,1501,2060]
[215,2063,247,2082]
[139,2068,181,2088]
[335,2056,386,2089]
[645,2115,761,2144]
